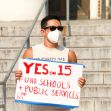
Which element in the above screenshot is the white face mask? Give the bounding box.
[47,29,61,43]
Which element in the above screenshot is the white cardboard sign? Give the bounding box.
[15,59,84,108]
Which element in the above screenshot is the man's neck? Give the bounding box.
[44,40,58,48]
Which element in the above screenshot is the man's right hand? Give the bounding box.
[15,70,22,80]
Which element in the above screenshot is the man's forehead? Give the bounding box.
[47,19,61,25]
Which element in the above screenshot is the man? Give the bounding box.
[15,15,86,111]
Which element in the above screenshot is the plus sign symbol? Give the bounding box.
[19,85,23,90]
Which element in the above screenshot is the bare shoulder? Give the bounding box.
[22,48,33,59]
[68,49,77,63]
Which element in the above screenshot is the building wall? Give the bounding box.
[106,0,110,18]
[0,0,110,21]
[90,0,101,19]
[0,0,46,21]
[90,0,110,19]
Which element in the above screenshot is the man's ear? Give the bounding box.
[41,29,46,36]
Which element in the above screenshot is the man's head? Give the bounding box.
[41,15,61,29]
[41,15,64,43]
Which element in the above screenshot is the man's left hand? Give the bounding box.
[78,77,86,88]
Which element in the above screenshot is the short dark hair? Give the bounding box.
[41,15,61,29]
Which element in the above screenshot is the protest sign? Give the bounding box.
[15,59,84,108]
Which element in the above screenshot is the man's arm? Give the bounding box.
[15,48,33,80]
[68,49,86,88]
[68,49,77,63]
[22,48,33,58]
